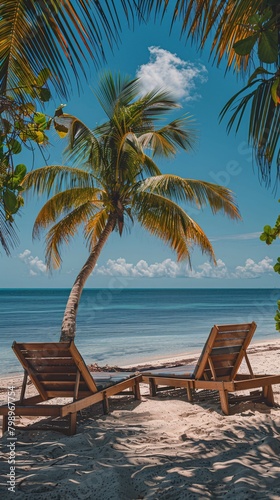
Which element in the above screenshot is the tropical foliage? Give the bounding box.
[260,208,280,329]
[23,73,241,340]
[0,70,52,254]
[140,0,280,185]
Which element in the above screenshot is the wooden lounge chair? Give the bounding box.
[0,341,142,435]
[141,322,280,414]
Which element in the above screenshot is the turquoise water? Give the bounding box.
[0,288,279,375]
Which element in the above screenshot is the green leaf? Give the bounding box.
[248,14,261,26]
[233,35,258,56]
[273,263,280,273]
[7,139,22,155]
[3,189,19,214]
[34,112,48,129]
[259,8,273,25]
[38,87,51,102]
[37,68,51,87]
[14,164,27,180]
[258,30,278,64]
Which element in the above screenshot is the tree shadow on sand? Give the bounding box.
[1,393,280,499]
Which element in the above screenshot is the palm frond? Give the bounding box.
[0,1,138,98]
[23,165,96,197]
[84,209,109,248]
[0,207,19,255]
[139,0,265,72]
[220,77,280,184]
[93,72,141,118]
[133,190,216,263]
[138,175,241,219]
[32,187,103,239]
[44,202,100,269]
[139,116,196,156]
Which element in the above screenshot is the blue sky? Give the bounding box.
[2,10,280,289]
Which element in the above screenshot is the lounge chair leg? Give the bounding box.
[186,384,193,402]
[102,393,110,414]
[149,379,157,397]
[134,380,141,400]
[69,412,77,435]
[2,415,8,434]
[219,389,229,415]
[263,385,274,406]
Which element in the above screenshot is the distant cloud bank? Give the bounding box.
[19,249,47,276]
[136,46,207,101]
[96,256,274,280]
[18,249,274,281]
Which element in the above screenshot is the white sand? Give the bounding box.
[1,339,280,499]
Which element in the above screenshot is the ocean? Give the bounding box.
[0,288,279,376]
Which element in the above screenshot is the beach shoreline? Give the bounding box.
[1,337,280,498]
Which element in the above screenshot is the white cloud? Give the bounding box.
[19,249,47,276]
[95,256,274,280]
[96,258,180,278]
[234,256,274,278]
[136,46,207,101]
[187,259,230,279]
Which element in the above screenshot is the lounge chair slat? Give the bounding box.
[23,349,72,359]
[42,381,89,390]
[215,323,253,332]
[30,359,77,368]
[34,366,78,374]
[211,346,241,356]
[213,338,246,347]
[17,342,71,350]
[37,373,80,381]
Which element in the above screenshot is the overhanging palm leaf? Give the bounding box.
[1,1,138,98]
[139,1,280,181]
[220,77,280,185]
[139,0,265,71]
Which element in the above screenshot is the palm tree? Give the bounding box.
[140,0,280,184]
[23,73,240,341]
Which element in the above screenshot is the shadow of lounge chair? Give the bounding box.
[141,322,280,414]
[0,341,142,435]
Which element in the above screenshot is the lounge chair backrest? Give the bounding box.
[193,322,257,381]
[12,341,98,400]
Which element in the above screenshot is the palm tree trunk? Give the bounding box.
[60,213,116,342]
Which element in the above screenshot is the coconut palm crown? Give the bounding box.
[23,73,241,341]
